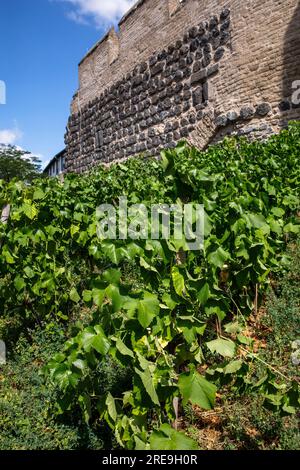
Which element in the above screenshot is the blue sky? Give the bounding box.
[0,0,135,166]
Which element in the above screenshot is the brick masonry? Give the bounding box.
[65,0,300,173]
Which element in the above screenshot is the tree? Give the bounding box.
[0,146,42,182]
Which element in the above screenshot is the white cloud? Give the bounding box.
[57,0,136,28]
[0,127,22,146]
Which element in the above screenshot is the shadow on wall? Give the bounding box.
[281,0,300,123]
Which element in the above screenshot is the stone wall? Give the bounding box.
[65,0,300,173]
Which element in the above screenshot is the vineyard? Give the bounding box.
[0,123,300,450]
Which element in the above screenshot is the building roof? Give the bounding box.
[43,149,66,174]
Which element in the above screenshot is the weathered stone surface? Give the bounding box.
[240,106,255,120]
[65,1,300,174]
[279,100,291,112]
[214,47,225,61]
[215,115,228,127]
[193,86,203,106]
[191,69,207,84]
[207,63,219,77]
[227,111,239,122]
[256,102,272,117]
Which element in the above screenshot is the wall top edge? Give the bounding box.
[78,28,113,66]
[118,0,147,27]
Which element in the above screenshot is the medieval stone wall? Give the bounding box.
[65,0,300,173]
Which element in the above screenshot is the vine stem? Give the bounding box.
[239,346,290,381]
[220,334,290,381]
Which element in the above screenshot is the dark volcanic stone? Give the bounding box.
[175,70,184,81]
[202,82,209,102]
[180,127,189,137]
[215,115,228,127]
[202,54,212,68]
[139,62,148,73]
[207,63,219,77]
[180,44,190,56]
[158,50,167,61]
[256,102,272,117]
[198,22,206,36]
[191,69,207,84]
[279,100,291,111]
[183,90,192,100]
[190,39,199,52]
[221,19,231,32]
[214,47,225,61]
[187,53,194,65]
[220,31,230,45]
[151,62,165,77]
[149,55,158,66]
[189,113,196,124]
[240,106,255,120]
[193,60,202,73]
[193,86,203,106]
[209,16,219,30]
[220,8,230,21]
[189,26,198,39]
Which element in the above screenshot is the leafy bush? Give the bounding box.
[0,123,300,449]
[0,146,42,182]
[0,323,131,450]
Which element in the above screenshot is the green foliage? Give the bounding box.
[1,123,300,449]
[222,397,300,450]
[0,325,106,450]
[0,146,42,182]
[150,424,199,450]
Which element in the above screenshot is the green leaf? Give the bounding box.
[82,290,92,302]
[224,360,243,374]
[70,224,80,237]
[207,247,230,268]
[197,282,210,304]
[171,266,185,297]
[92,326,110,355]
[224,322,243,334]
[284,223,300,234]
[178,370,216,410]
[102,268,121,285]
[3,248,15,264]
[81,328,96,352]
[33,188,45,200]
[102,243,119,264]
[114,337,134,358]
[14,276,25,291]
[22,202,38,220]
[246,213,268,229]
[78,393,91,424]
[106,393,117,422]
[271,207,285,217]
[72,359,86,371]
[24,266,35,278]
[135,367,160,406]
[92,288,105,307]
[150,424,198,450]
[137,293,160,328]
[70,287,80,303]
[206,338,236,358]
[105,285,123,312]
[140,257,158,273]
